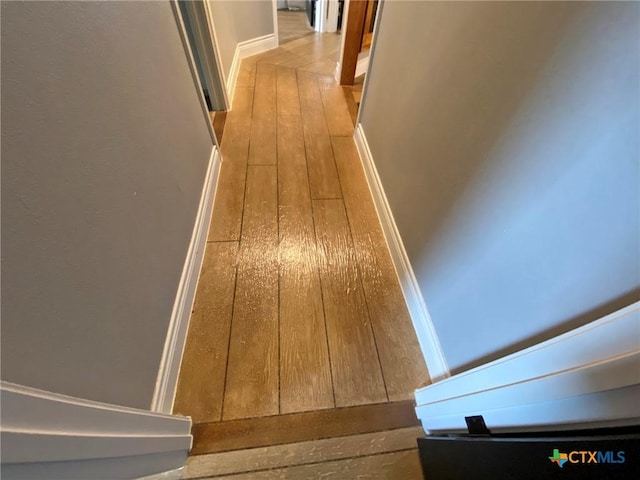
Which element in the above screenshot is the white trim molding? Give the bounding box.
[355,51,369,78]
[201,0,231,111]
[414,302,640,434]
[0,381,192,479]
[353,124,450,381]
[271,0,279,48]
[315,0,339,33]
[171,0,218,146]
[227,33,278,108]
[152,146,222,414]
[314,0,324,33]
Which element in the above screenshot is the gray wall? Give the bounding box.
[360,1,640,373]
[1,1,213,409]
[207,0,275,80]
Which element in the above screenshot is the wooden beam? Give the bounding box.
[340,0,368,85]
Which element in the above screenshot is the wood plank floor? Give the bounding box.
[277,10,314,46]
[174,34,429,468]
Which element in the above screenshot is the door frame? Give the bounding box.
[272,0,280,47]
[315,0,340,33]
[337,0,381,86]
[203,0,234,109]
[170,0,218,146]
[178,0,229,112]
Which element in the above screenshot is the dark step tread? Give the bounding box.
[191,400,419,455]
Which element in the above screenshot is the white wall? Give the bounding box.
[360,2,640,373]
[1,1,213,409]
[207,0,275,80]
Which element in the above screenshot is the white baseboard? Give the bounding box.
[137,467,185,480]
[0,381,191,479]
[355,52,369,78]
[151,146,222,414]
[414,302,640,433]
[353,124,450,382]
[227,33,278,108]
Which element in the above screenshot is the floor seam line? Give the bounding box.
[329,137,390,402]
[299,64,338,410]
[220,60,253,421]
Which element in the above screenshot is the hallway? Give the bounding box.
[174,32,428,476]
[3,1,638,478]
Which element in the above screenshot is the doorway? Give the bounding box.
[336,0,379,125]
[339,0,378,86]
[177,0,228,141]
[277,1,315,45]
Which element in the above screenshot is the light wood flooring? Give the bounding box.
[277,9,314,45]
[174,33,428,477]
[351,74,364,106]
[233,31,342,78]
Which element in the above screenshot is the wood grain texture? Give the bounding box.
[211,110,227,144]
[331,136,429,400]
[286,34,340,62]
[229,85,254,117]
[248,115,277,166]
[200,449,423,480]
[191,400,420,455]
[305,134,342,200]
[280,34,321,52]
[223,166,279,420]
[277,115,334,414]
[247,47,289,65]
[180,33,430,435]
[207,160,245,242]
[276,66,301,116]
[183,426,424,478]
[258,49,300,66]
[207,87,253,242]
[298,58,338,77]
[287,39,327,59]
[277,10,314,46]
[249,64,277,166]
[236,61,256,88]
[279,54,322,70]
[297,70,329,138]
[318,76,355,136]
[279,34,341,75]
[342,75,364,126]
[312,199,387,407]
[342,85,360,126]
[173,242,238,423]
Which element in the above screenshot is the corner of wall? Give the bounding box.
[226,33,278,110]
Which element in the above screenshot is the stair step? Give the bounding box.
[183,426,425,479]
[191,400,420,455]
